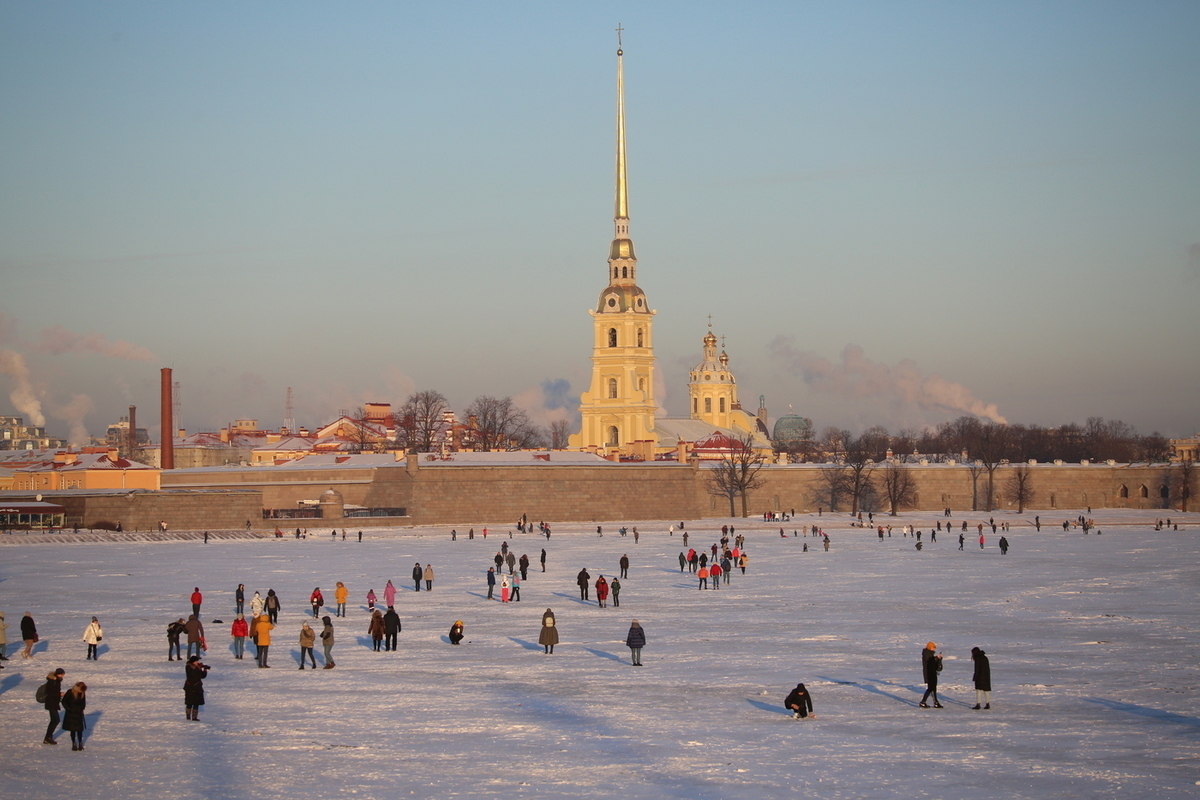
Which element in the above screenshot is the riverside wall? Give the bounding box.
[13,459,1184,531]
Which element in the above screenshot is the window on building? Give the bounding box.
[693,398,698,414]
[704,398,712,413]
[637,328,643,347]
[608,378,618,399]
[1119,485,1129,498]
[607,426,619,447]
[638,378,645,391]
[1140,485,1148,498]
[622,267,627,278]
[608,328,617,347]
[1160,485,1170,499]
[719,398,725,413]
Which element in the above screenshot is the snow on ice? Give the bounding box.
[0,509,1197,799]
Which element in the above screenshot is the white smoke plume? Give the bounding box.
[0,348,46,426]
[770,339,1007,425]
[35,325,157,361]
[51,393,95,446]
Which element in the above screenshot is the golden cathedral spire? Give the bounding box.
[609,28,636,270]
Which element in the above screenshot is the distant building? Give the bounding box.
[0,415,66,451]
[1170,433,1200,462]
[7,447,159,491]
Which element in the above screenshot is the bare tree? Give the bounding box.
[1004,465,1036,513]
[975,423,1012,512]
[878,462,918,516]
[465,396,533,451]
[346,407,385,454]
[843,434,882,514]
[964,461,986,511]
[706,432,767,517]
[399,390,449,453]
[1174,459,1196,513]
[548,419,573,450]
[811,465,850,512]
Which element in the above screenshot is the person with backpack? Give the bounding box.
[264,589,280,624]
[82,616,103,660]
[39,667,65,744]
[167,617,186,661]
[309,588,324,619]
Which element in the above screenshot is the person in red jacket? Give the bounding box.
[595,575,609,608]
[709,561,722,590]
[230,613,249,660]
[190,587,202,617]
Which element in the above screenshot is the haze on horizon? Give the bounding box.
[2,2,1198,444]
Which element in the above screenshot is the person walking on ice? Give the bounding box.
[920,641,944,708]
[539,609,558,654]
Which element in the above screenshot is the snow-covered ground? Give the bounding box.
[1,508,1197,799]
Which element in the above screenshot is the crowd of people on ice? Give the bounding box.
[6,509,1092,748]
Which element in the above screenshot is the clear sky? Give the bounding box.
[2,1,1198,444]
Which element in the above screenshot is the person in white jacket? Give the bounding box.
[83,617,103,660]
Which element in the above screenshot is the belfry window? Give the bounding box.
[622,267,628,278]
[608,378,618,399]
[608,328,617,347]
[607,426,619,447]
[704,398,712,413]
[637,328,643,347]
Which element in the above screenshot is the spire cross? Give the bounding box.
[707,314,713,329]
[616,23,624,48]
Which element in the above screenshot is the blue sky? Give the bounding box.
[2,1,1198,443]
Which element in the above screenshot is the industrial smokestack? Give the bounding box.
[161,368,174,469]
[128,405,137,459]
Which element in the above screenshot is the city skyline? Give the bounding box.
[2,2,1198,443]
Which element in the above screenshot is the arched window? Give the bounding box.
[1139,485,1149,498]
[637,328,643,347]
[622,267,627,278]
[608,378,618,399]
[1119,485,1129,498]
[1160,485,1170,499]
[719,397,726,413]
[606,426,619,447]
[638,378,645,391]
[608,328,617,347]
[704,398,712,413]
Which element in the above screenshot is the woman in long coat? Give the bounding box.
[184,656,209,721]
[971,647,992,709]
[538,609,559,654]
[62,682,88,750]
[368,610,385,651]
[20,612,37,658]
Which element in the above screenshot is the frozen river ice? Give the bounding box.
[0,508,1197,799]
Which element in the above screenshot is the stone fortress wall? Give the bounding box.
[6,459,1185,531]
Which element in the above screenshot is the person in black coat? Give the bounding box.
[971,647,992,709]
[21,612,38,658]
[920,642,944,708]
[624,620,645,666]
[61,681,88,750]
[167,617,187,661]
[383,606,401,651]
[41,667,65,744]
[411,562,423,592]
[448,620,465,645]
[576,569,591,601]
[784,683,815,719]
[184,656,209,721]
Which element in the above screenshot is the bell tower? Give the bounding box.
[571,32,658,456]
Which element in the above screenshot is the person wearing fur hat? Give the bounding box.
[298,621,317,669]
[971,647,992,709]
[41,667,65,743]
[784,683,815,719]
[920,642,944,708]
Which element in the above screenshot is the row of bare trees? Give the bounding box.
[795,416,1173,465]
[389,390,571,452]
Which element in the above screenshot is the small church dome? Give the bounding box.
[318,488,344,504]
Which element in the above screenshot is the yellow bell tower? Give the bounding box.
[571,34,658,456]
